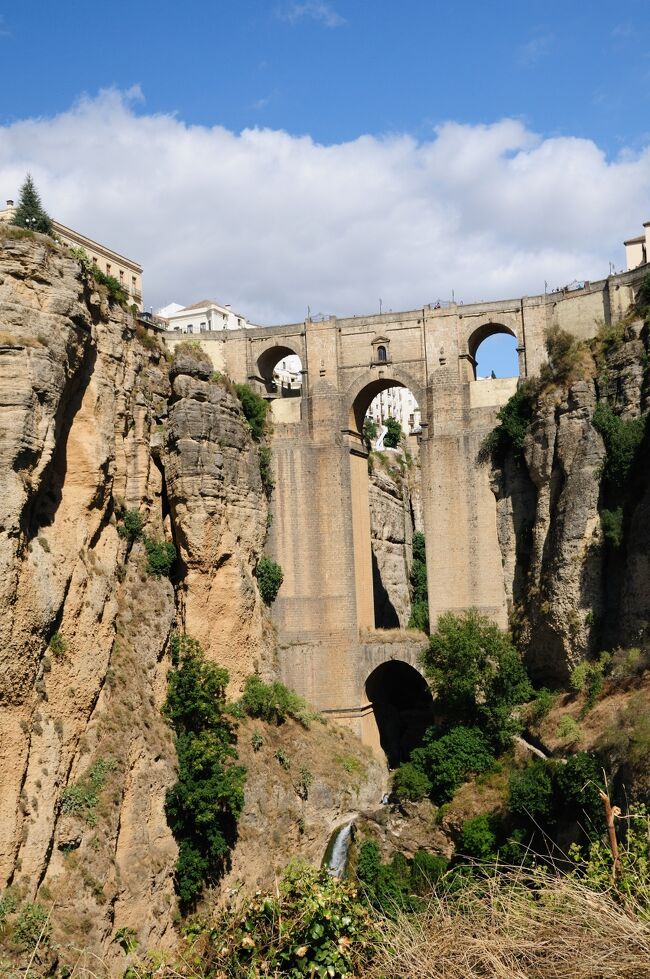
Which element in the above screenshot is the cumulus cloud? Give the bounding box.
[276,2,346,29]
[1,88,649,323]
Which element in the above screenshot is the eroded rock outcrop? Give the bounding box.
[490,317,650,681]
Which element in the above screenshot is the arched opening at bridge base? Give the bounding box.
[365,661,435,767]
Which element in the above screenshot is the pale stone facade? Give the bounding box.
[367,386,421,434]
[0,200,143,308]
[624,220,650,271]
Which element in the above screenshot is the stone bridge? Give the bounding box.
[166,270,642,751]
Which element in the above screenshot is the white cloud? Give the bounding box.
[276,2,346,29]
[517,33,554,67]
[1,88,649,323]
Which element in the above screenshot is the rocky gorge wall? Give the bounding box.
[0,229,278,966]
[489,308,650,682]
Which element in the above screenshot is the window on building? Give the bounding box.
[186,324,194,334]
[119,270,124,283]
[200,323,207,333]
[237,318,242,327]
[174,326,182,332]
[132,276,136,290]
[106,264,111,275]
[377,345,387,362]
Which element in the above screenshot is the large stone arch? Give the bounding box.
[344,366,427,434]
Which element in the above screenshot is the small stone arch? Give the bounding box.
[256,343,304,393]
[465,322,521,380]
[345,367,427,435]
[365,660,435,766]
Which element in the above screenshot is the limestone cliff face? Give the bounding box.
[0,230,273,965]
[369,453,419,629]
[162,368,271,689]
[490,318,650,681]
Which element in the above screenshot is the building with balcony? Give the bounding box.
[0,198,143,309]
[624,220,650,271]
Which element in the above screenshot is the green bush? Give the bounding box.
[255,555,283,604]
[569,803,650,903]
[60,756,116,826]
[258,445,274,496]
[239,674,312,727]
[13,902,50,950]
[609,646,650,684]
[48,630,67,659]
[508,762,554,820]
[363,417,378,446]
[593,402,646,495]
[117,508,144,541]
[234,383,269,440]
[458,814,498,861]
[600,506,624,547]
[555,715,583,744]
[144,537,176,577]
[384,415,402,448]
[422,610,532,750]
[163,637,246,909]
[410,726,494,804]
[0,892,17,927]
[392,762,432,801]
[570,653,610,714]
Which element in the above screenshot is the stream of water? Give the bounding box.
[323,821,354,878]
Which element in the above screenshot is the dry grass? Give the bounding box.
[369,869,650,979]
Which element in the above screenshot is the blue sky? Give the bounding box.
[2,1,649,152]
[1,1,650,376]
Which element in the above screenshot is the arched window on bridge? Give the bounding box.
[376,344,387,362]
[365,661,435,767]
[468,324,520,380]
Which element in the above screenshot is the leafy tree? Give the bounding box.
[410,726,494,804]
[383,415,402,448]
[592,403,646,497]
[422,610,532,750]
[234,383,269,440]
[11,174,54,236]
[255,555,283,604]
[163,637,246,909]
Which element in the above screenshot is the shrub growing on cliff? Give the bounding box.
[479,383,535,464]
[593,403,647,495]
[258,445,274,496]
[117,508,143,541]
[255,555,283,604]
[422,610,532,750]
[163,636,246,909]
[60,756,117,826]
[235,382,269,440]
[240,674,312,727]
[144,537,176,577]
[392,761,432,801]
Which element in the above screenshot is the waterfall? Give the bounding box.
[323,821,354,878]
